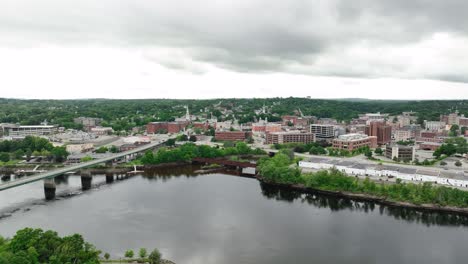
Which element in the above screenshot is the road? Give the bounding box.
[0,140,165,192]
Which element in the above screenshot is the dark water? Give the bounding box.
[1,166,468,264]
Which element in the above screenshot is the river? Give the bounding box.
[1,166,468,264]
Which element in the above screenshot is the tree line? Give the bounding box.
[140,142,266,165]
[0,136,68,163]
[258,153,468,208]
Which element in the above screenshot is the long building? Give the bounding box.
[147,121,188,134]
[215,131,251,141]
[332,133,377,151]
[4,125,58,137]
[266,132,315,144]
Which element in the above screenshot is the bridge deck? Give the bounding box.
[0,141,164,192]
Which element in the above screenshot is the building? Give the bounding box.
[146,121,188,134]
[385,144,415,161]
[90,126,113,135]
[66,143,94,154]
[419,142,442,151]
[393,129,412,141]
[365,121,392,145]
[359,112,388,121]
[73,117,103,130]
[424,121,445,131]
[265,132,315,144]
[332,134,377,151]
[397,116,411,127]
[440,111,464,125]
[310,124,335,140]
[5,125,58,137]
[215,131,250,141]
[282,116,311,128]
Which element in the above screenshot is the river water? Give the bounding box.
[1,166,468,264]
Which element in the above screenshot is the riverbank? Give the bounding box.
[257,176,468,216]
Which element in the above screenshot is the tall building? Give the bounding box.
[310,124,334,140]
[365,121,392,145]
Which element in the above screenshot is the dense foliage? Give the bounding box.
[0,228,100,264]
[141,142,266,165]
[433,137,468,158]
[258,154,468,208]
[0,98,466,131]
[0,136,68,162]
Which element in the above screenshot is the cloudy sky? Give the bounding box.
[1,0,468,99]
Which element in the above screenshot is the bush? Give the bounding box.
[124,250,134,259]
[148,249,162,264]
[139,248,147,258]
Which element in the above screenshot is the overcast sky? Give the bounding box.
[1,0,468,100]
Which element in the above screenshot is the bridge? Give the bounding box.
[0,140,166,199]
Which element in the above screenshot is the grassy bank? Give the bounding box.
[258,151,468,208]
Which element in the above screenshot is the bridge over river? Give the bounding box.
[0,140,166,199]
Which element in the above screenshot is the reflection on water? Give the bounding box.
[2,166,468,264]
[259,182,468,227]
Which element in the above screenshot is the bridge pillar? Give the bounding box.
[106,173,114,183]
[44,179,56,200]
[81,172,92,190]
[1,174,11,181]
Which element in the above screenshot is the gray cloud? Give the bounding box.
[0,0,468,83]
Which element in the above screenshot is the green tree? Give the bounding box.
[95,146,108,154]
[104,253,110,260]
[109,145,119,153]
[124,250,134,259]
[148,249,162,264]
[0,153,10,162]
[139,248,147,258]
[189,135,197,142]
[166,138,176,146]
[80,156,93,162]
[374,148,383,155]
[455,160,462,167]
[51,147,69,163]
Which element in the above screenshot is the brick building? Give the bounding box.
[215,131,251,141]
[146,122,188,134]
[365,121,392,145]
[332,134,377,151]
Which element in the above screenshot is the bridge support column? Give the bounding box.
[44,179,56,200]
[1,174,11,181]
[81,172,92,190]
[106,173,114,183]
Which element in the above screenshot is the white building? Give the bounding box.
[424,121,445,131]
